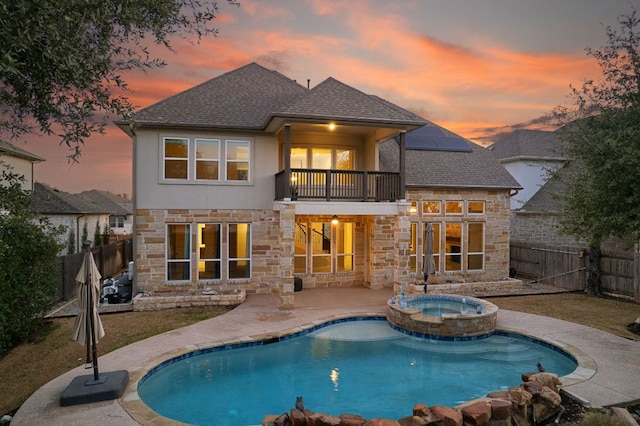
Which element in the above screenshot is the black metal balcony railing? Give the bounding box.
[275,169,401,201]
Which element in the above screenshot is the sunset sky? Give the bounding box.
[19,0,636,196]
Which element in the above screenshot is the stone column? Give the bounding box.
[278,203,296,309]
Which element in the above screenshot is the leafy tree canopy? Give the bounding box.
[551,9,640,249]
[0,165,64,355]
[0,0,238,160]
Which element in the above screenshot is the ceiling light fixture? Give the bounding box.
[331,215,339,225]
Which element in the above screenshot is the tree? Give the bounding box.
[102,222,110,245]
[0,0,238,160]
[81,220,88,244]
[551,9,640,295]
[67,227,76,254]
[0,165,64,355]
[93,219,101,246]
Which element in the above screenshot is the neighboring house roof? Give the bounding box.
[125,62,427,131]
[518,163,570,212]
[380,124,521,190]
[31,183,111,215]
[0,139,45,162]
[78,190,132,216]
[488,129,565,162]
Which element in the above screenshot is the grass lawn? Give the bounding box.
[0,292,638,417]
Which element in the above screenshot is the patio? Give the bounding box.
[13,287,640,425]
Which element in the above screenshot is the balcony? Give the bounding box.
[275,168,401,202]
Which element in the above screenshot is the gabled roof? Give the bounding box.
[488,129,565,162]
[277,77,427,126]
[380,124,521,190]
[127,62,427,131]
[78,190,132,215]
[0,140,45,162]
[31,183,111,215]
[518,163,570,212]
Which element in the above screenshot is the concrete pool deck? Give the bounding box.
[12,287,640,425]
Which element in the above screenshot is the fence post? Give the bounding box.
[634,251,640,303]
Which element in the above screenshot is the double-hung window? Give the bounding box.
[198,223,221,280]
[164,138,189,180]
[228,223,251,279]
[167,224,191,281]
[226,140,250,181]
[195,139,220,180]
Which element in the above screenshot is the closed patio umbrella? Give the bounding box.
[422,223,436,289]
[61,241,128,406]
[72,241,104,379]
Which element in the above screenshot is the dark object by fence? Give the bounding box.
[294,277,303,292]
[57,238,133,302]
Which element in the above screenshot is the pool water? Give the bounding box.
[414,300,476,316]
[138,319,576,426]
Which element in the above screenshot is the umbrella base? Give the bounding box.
[60,370,129,406]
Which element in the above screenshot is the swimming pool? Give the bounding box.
[138,318,577,425]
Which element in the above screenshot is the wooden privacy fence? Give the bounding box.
[510,242,640,302]
[56,237,133,301]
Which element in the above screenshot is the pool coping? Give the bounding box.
[11,288,640,426]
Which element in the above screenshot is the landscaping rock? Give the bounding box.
[459,399,491,426]
[308,412,341,426]
[430,405,462,426]
[397,415,428,426]
[412,404,430,417]
[274,412,291,425]
[339,413,367,425]
[488,398,511,420]
[363,419,401,426]
[528,372,561,392]
[610,406,640,426]
[262,414,279,426]
[290,408,306,426]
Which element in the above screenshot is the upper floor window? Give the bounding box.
[445,201,463,214]
[226,140,250,181]
[195,139,220,180]
[162,137,251,183]
[164,138,189,179]
[110,216,124,228]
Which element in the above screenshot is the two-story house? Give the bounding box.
[118,62,519,308]
[488,129,565,209]
[0,139,45,191]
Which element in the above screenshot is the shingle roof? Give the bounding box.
[31,183,111,215]
[0,140,45,162]
[380,124,521,189]
[488,129,564,161]
[278,77,427,125]
[78,190,132,215]
[129,62,427,130]
[518,163,570,212]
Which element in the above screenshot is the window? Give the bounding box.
[226,140,250,181]
[468,201,485,214]
[423,201,440,214]
[167,224,191,281]
[109,216,124,228]
[444,222,462,271]
[162,137,251,183]
[164,138,189,180]
[467,223,484,270]
[195,139,220,180]
[311,222,331,273]
[294,223,308,274]
[198,224,221,280]
[228,223,251,279]
[336,222,354,272]
[445,201,462,214]
[409,223,417,273]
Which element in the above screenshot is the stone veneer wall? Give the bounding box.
[135,208,283,296]
[405,188,512,283]
[510,211,584,247]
